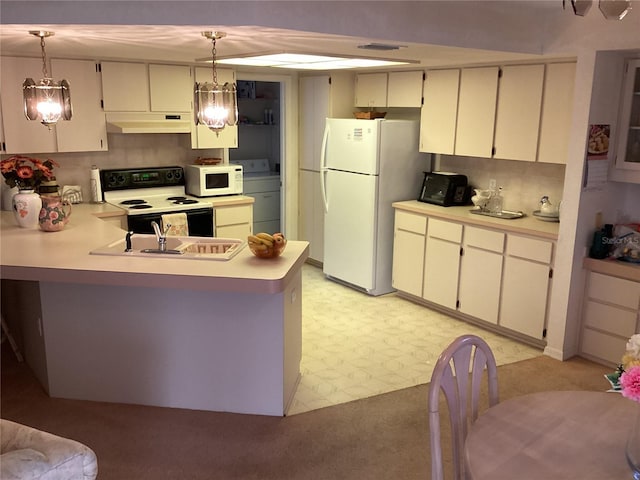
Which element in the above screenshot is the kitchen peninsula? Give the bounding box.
[0,203,308,416]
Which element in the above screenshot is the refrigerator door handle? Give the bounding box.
[320,123,330,213]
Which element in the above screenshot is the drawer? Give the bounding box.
[583,300,638,338]
[395,211,427,235]
[506,235,553,263]
[464,226,504,253]
[581,328,628,365]
[428,218,462,243]
[588,272,640,310]
[215,205,252,227]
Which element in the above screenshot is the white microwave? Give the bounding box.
[185,164,243,197]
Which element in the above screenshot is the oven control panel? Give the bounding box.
[101,166,185,191]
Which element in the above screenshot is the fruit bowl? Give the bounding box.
[247,233,287,259]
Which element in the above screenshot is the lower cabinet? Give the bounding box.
[423,218,462,310]
[392,207,555,342]
[500,235,553,339]
[580,272,640,366]
[392,211,427,297]
[458,226,505,325]
[214,204,253,238]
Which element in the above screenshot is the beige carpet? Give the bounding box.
[1,346,610,480]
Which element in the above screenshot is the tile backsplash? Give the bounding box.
[1,134,224,202]
[437,155,566,214]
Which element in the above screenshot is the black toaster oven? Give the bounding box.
[418,171,470,207]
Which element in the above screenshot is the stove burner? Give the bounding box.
[129,204,153,210]
[173,199,199,205]
[167,196,187,201]
[121,199,147,205]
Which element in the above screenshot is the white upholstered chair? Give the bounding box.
[428,334,499,480]
[0,419,98,480]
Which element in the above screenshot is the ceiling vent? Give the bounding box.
[357,43,406,51]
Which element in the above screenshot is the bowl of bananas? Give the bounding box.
[247,232,287,259]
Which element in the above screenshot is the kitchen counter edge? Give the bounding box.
[0,201,307,295]
[392,200,559,240]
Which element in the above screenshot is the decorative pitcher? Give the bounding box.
[39,194,72,232]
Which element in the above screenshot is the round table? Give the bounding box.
[464,390,637,480]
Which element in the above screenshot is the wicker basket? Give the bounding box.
[353,111,387,120]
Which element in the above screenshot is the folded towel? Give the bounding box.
[161,213,189,237]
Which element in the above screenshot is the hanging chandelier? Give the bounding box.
[23,31,72,129]
[563,0,632,19]
[194,31,238,135]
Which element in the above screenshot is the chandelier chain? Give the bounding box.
[39,36,50,79]
[211,36,218,86]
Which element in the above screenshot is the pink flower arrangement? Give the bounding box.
[621,366,640,403]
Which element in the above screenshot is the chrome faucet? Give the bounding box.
[151,221,171,252]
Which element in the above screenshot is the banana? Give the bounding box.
[248,235,263,244]
[256,232,274,242]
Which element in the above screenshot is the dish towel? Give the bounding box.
[161,213,189,237]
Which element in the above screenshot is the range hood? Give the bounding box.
[105,113,191,134]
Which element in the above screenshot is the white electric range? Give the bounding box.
[100,166,214,236]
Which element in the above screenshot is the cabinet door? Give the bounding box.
[500,256,549,339]
[458,227,504,324]
[299,75,330,171]
[191,67,238,149]
[0,56,57,153]
[299,170,324,262]
[493,64,544,162]
[327,71,356,118]
[454,66,499,158]
[149,64,192,112]
[387,71,423,107]
[51,59,108,152]
[420,69,460,154]
[217,223,251,238]
[423,219,463,310]
[392,211,427,297]
[354,73,388,108]
[615,59,640,170]
[538,62,576,164]
[101,61,149,112]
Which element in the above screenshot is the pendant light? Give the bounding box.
[194,31,238,135]
[23,31,72,129]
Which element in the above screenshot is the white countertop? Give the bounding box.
[0,200,307,294]
[393,200,560,240]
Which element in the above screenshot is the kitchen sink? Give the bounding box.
[90,234,246,261]
[470,209,525,220]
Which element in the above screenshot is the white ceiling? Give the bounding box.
[0,24,551,71]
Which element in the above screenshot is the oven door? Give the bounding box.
[127,208,214,236]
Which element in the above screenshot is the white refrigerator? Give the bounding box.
[320,118,428,296]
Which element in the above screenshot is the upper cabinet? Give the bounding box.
[493,64,544,162]
[454,66,499,158]
[419,62,576,164]
[354,71,423,108]
[0,56,106,154]
[354,73,388,107]
[420,68,460,154]
[190,66,237,149]
[51,58,108,152]
[538,62,576,164]
[615,58,640,171]
[387,71,424,107]
[101,62,192,113]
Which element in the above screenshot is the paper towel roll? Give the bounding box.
[90,166,102,203]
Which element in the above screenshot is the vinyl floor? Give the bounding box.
[288,264,542,415]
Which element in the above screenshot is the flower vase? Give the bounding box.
[2,186,19,211]
[627,405,640,479]
[12,189,42,229]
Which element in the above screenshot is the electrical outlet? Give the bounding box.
[489,178,497,191]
